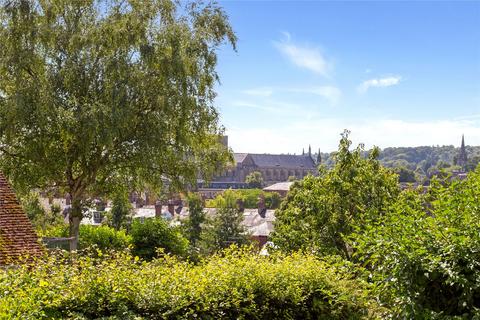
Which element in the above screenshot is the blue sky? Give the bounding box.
[213,1,480,153]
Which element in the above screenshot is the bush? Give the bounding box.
[41,224,132,251]
[130,218,189,260]
[352,169,480,318]
[0,249,387,319]
[271,131,399,258]
[206,189,281,209]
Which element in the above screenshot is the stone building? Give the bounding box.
[213,149,318,186]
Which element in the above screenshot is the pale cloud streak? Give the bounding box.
[274,32,332,77]
[358,76,402,93]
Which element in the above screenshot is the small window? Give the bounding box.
[93,211,103,224]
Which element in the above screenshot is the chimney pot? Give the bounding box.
[236,198,245,212]
[155,201,162,218]
[167,200,175,216]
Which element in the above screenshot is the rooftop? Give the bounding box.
[0,173,43,264]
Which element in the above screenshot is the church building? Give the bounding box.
[209,138,319,187]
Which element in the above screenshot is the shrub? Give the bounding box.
[271,131,399,258]
[130,218,188,260]
[352,169,480,318]
[41,224,131,251]
[0,249,387,319]
[206,189,281,209]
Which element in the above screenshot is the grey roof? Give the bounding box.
[263,182,294,191]
[248,154,316,169]
[234,153,249,164]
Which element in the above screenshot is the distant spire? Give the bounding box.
[302,148,305,156]
[458,134,468,172]
[316,148,322,164]
[308,145,311,157]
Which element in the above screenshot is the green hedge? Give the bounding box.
[41,224,132,251]
[0,249,387,319]
[206,189,282,209]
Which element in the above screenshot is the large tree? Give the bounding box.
[0,0,235,250]
[271,131,400,258]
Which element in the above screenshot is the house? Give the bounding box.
[0,173,43,265]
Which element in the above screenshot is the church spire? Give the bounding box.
[308,144,311,157]
[316,148,321,164]
[458,134,468,172]
[302,148,305,156]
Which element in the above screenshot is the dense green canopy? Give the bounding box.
[0,0,235,249]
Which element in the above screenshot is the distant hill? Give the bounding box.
[317,145,480,182]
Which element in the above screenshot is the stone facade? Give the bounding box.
[214,152,318,185]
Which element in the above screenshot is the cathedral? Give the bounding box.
[207,138,319,187]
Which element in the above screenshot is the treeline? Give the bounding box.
[319,144,480,182]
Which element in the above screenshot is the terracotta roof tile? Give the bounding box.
[0,173,43,265]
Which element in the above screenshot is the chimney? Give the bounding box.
[257,194,266,218]
[167,201,175,216]
[175,200,183,215]
[155,201,162,218]
[236,198,245,212]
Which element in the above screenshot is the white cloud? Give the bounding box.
[358,76,402,93]
[226,118,480,154]
[274,32,332,77]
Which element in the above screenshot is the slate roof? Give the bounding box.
[247,154,316,169]
[233,153,249,164]
[0,173,43,264]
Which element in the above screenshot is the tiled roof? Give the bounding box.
[248,154,316,169]
[0,173,43,264]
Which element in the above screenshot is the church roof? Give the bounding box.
[234,153,249,164]
[247,153,316,169]
[0,173,43,264]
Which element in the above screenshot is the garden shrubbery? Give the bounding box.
[41,224,132,251]
[352,171,480,318]
[0,249,386,319]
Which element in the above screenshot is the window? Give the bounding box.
[93,211,103,224]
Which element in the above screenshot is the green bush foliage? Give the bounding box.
[272,130,400,258]
[42,224,131,251]
[130,218,188,260]
[206,189,281,209]
[352,169,480,318]
[200,190,250,254]
[0,249,387,319]
[21,192,65,231]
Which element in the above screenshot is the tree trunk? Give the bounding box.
[69,198,82,251]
